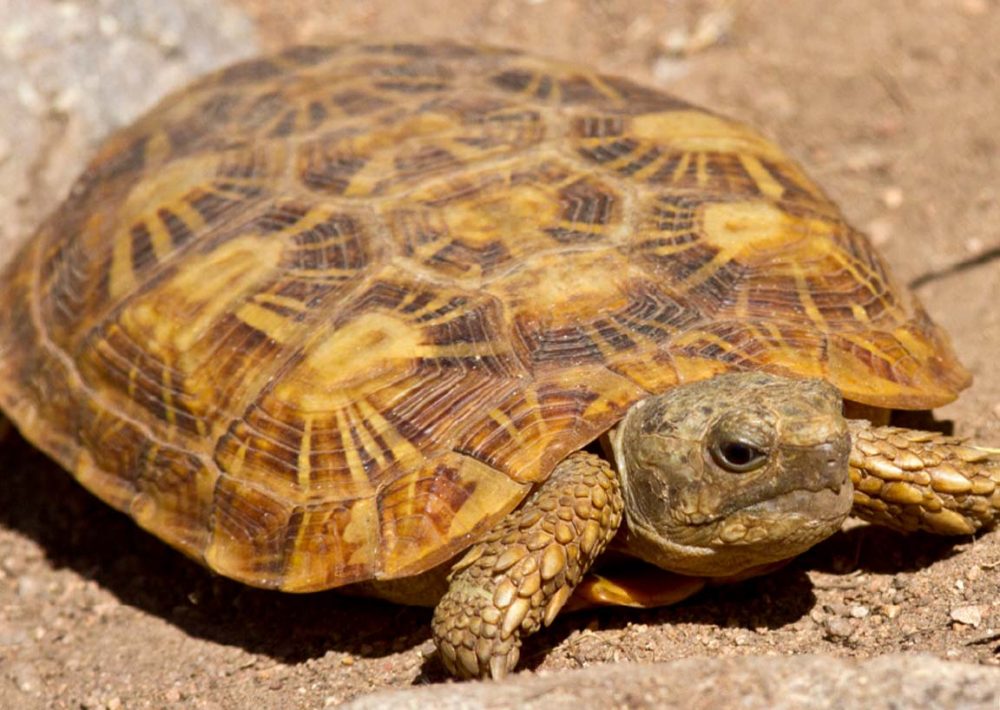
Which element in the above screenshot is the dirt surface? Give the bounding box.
[2,0,1000,707]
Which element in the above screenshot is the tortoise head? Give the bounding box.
[612,372,853,577]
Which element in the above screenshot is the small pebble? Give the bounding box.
[850,605,870,619]
[9,661,42,694]
[0,622,28,647]
[2,556,24,575]
[16,576,42,600]
[651,56,690,84]
[881,187,904,209]
[659,28,690,56]
[823,602,852,617]
[164,687,182,703]
[16,81,44,113]
[97,14,121,37]
[823,617,854,639]
[93,601,120,618]
[950,605,983,627]
[845,146,889,172]
[685,10,734,54]
[865,217,893,246]
[962,0,989,15]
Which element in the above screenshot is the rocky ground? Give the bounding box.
[1,0,998,707]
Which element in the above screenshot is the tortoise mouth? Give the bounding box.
[620,472,854,578]
[668,480,854,577]
[715,481,854,545]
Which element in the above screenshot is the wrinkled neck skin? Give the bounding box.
[609,373,854,578]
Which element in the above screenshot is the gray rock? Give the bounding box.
[0,0,257,264]
[345,654,1000,710]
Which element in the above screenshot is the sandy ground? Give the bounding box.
[1,0,999,707]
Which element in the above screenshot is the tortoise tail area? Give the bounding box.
[0,231,225,570]
[0,244,32,443]
[0,236,80,468]
[3,230,129,508]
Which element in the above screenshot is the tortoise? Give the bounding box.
[0,41,998,680]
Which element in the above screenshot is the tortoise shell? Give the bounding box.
[0,41,969,592]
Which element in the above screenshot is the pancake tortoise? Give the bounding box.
[1,41,998,679]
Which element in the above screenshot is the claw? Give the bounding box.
[489,650,513,680]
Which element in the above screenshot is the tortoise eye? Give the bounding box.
[710,438,768,473]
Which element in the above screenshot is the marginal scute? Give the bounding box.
[378,453,530,579]
[0,40,972,592]
[131,444,217,559]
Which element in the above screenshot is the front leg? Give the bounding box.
[432,451,623,679]
[848,421,1000,534]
